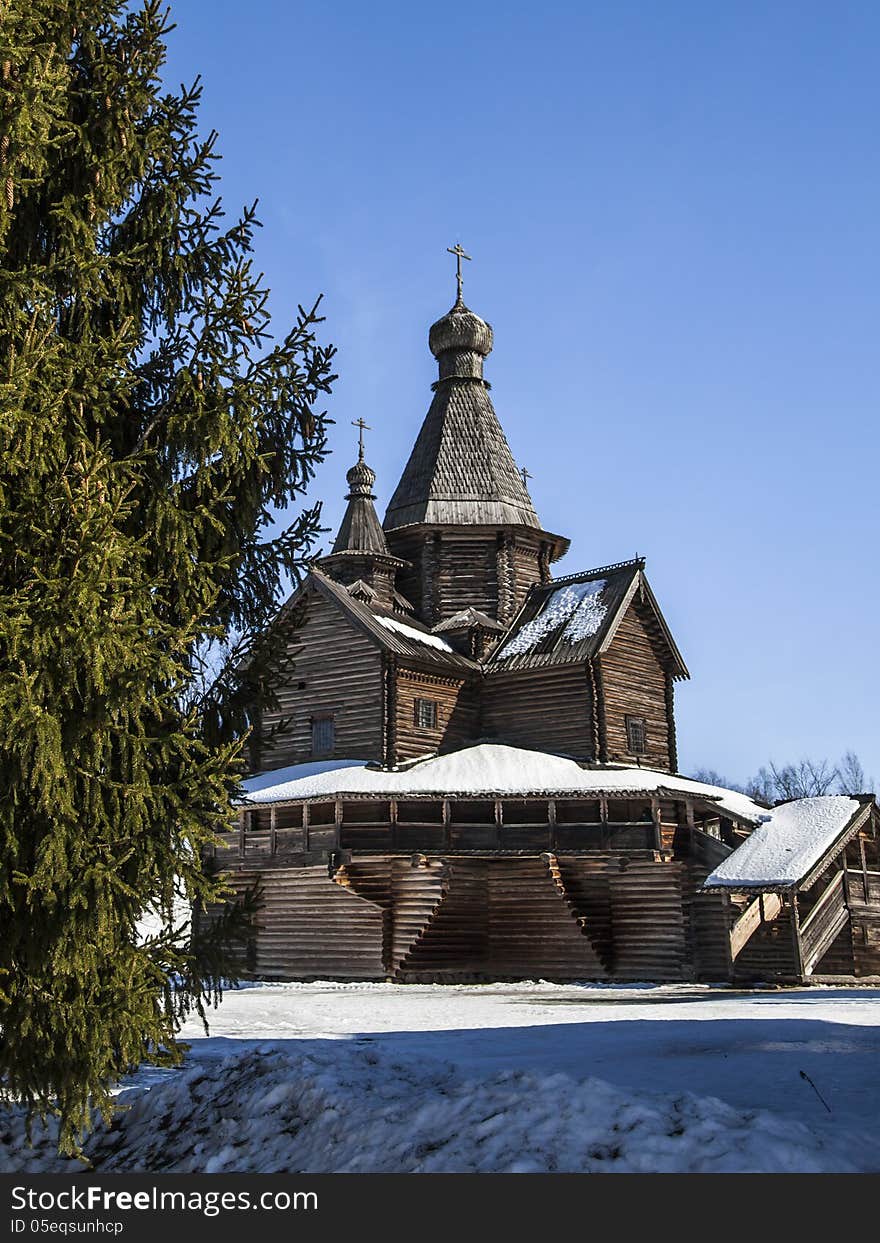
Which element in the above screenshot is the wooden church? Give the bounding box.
[212,252,880,985]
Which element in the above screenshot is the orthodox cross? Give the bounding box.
[352,417,371,461]
[520,466,533,489]
[447,242,471,301]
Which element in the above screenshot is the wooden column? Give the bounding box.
[651,795,663,854]
[386,656,398,766]
[430,532,442,622]
[665,673,678,772]
[270,805,277,857]
[594,658,608,763]
[789,892,805,982]
[586,658,601,761]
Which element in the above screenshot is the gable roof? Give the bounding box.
[432,607,505,635]
[486,559,689,678]
[703,796,875,891]
[307,569,480,674]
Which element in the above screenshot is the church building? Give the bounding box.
[212,252,880,986]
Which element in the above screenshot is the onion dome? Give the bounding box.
[345,457,377,498]
[428,297,494,360]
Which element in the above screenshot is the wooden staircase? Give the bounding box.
[800,871,849,976]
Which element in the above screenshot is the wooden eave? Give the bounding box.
[240,781,741,812]
[798,798,876,891]
[596,571,690,681]
[384,520,570,563]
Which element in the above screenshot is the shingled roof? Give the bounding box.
[330,456,392,557]
[486,559,689,677]
[383,299,552,534]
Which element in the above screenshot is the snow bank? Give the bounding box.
[705,796,863,888]
[2,1041,864,1174]
[241,743,767,824]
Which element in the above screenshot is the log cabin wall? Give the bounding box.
[385,527,545,627]
[258,589,385,770]
[481,663,595,759]
[212,850,699,983]
[599,600,673,770]
[393,667,481,761]
[434,534,499,622]
[207,866,386,980]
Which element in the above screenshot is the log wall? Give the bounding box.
[599,600,673,770]
[387,529,544,627]
[393,667,480,761]
[218,866,386,980]
[481,664,594,758]
[259,589,384,769]
[214,851,704,983]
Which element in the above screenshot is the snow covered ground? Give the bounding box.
[5,981,880,1173]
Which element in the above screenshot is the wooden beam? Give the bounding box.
[729,891,783,960]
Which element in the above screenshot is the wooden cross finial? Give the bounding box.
[520,466,533,489]
[447,242,471,302]
[352,417,370,461]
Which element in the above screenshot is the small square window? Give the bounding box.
[413,698,438,729]
[625,715,647,755]
[311,715,335,756]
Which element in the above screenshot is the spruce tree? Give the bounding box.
[0,1,335,1152]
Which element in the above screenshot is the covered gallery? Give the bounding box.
[210,744,880,984]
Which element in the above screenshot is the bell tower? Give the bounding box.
[383,247,568,626]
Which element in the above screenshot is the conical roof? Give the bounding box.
[383,298,540,530]
[332,455,390,556]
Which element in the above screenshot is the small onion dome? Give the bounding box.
[345,458,376,497]
[428,299,494,359]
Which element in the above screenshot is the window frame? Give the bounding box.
[413,697,438,730]
[625,714,647,756]
[310,713,336,756]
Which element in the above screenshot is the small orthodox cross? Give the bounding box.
[520,466,533,489]
[352,417,370,461]
[447,242,471,301]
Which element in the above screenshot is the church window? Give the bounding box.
[414,698,438,730]
[626,716,647,755]
[311,715,335,756]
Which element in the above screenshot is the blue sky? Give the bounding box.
[164,1,879,785]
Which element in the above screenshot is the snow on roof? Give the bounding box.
[496,580,609,659]
[240,743,767,821]
[242,758,370,796]
[705,796,863,889]
[373,614,455,653]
